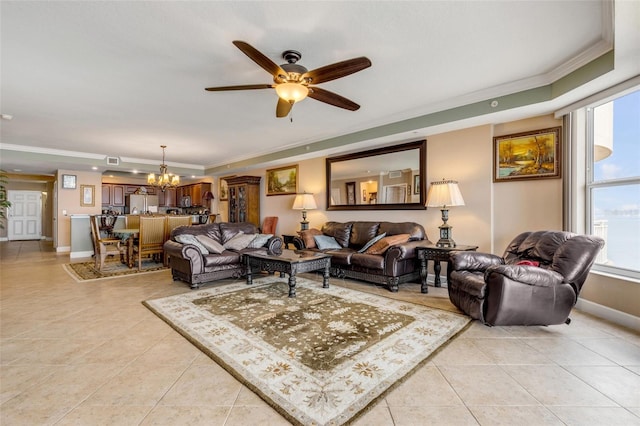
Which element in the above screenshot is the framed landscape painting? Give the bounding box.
[493,126,561,182]
[266,164,298,196]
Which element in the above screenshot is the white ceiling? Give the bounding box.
[1,1,638,177]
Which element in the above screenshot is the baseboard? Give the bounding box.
[70,250,93,259]
[575,298,640,331]
[56,246,71,253]
[0,237,7,242]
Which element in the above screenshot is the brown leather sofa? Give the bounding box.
[164,222,283,289]
[448,230,604,326]
[293,221,430,292]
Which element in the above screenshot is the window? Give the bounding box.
[587,89,640,278]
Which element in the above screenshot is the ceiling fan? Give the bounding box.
[205,41,372,118]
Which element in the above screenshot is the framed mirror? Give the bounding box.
[326,140,426,210]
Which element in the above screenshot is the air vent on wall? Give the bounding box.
[388,170,402,179]
[106,156,120,166]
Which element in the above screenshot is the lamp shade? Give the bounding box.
[292,193,317,210]
[275,83,309,103]
[426,180,465,208]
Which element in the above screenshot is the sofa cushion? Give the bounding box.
[248,233,273,248]
[327,249,355,266]
[349,222,381,247]
[378,222,426,240]
[195,235,225,254]
[321,222,353,248]
[314,235,342,250]
[364,233,410,255]
[298,228,322,248]
[203,251,242,267]
[174,234,209,255]
[351,253,385,270]
[223,232,256,250]
[172,223,220,240]
[358,233,386,253]
[220,222,259,244]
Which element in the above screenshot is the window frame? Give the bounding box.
[584,90,640,281]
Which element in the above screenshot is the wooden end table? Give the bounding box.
[282,234,297,249]
[416,244,478,293]
[245,249,332,298]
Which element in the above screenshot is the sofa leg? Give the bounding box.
[387,278,400,293]
[565,317,572,325]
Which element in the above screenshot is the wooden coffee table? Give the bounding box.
[245,249,332,298]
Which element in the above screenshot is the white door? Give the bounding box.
[7,190,42,240]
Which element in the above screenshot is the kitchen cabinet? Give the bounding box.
[158,188,177,207]
[101,184,125,206]
[227,176,261,227]
[124,185,156,195]
[177,183,211,207]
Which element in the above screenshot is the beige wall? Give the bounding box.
[56,169,103,250]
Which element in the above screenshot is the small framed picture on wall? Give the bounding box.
[62,174,77,189]
[80,184,95,207]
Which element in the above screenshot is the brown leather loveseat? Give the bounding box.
[164,222,283,289]
[293,221,430,292]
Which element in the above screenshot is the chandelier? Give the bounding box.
[147,145,180,191]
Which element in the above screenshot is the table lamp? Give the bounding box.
[426,179,465,247]
[292,192,317,231]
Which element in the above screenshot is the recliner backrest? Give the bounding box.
[503,230,604,292]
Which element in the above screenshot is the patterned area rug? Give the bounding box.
[63,258,167,282]
[144,276,470,425]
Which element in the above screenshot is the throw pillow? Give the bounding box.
[364,233,411,255]
[174,234,210,255]
[357,232,387,253]
[223,232,257,250]
[313,235,342,250]
[248,233,273,248]
[516,260,540,267]
[298,228,322,248]
[195,235,225,254]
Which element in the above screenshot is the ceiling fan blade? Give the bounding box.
[276,98,293,118]
[205,84,273,91]
[232,40,288,79]
[308,87,360,111]
[302,57,371,84]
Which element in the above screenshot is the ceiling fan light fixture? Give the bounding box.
[275,82,309,103]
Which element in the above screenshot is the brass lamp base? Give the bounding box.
[436,209,456,247]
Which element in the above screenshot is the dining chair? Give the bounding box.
[164,215,192,265]
[90,215,126,271]
[261,216,278,235]
[133,216,166,271]
[165,215,192,241]
[125,214,140,229]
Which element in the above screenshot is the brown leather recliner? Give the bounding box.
[448,231,604,326]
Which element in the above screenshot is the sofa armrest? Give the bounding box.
[163,240,204,274]
[266,236,283,255]
[292,236,305,250]
[385,239,428,262]
[485,264,565,288]
[450,251,503,272]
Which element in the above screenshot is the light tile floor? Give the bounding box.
[1,240,639,425]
